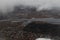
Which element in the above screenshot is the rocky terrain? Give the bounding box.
[0,21,59,40]
[0,6,60,40]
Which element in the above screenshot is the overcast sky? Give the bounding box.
[0,0,60,13]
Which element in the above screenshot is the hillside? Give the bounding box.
[0,6,60,20]
[0,6,60,40]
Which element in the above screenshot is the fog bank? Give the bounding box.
[0,0,60,13]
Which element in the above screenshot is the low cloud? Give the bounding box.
[0,0,60,13]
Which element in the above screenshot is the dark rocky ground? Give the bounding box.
[0,21,60,40]
[0,6,60,40]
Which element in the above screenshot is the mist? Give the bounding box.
[0,0,60,13]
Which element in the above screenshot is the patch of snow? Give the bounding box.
[36,38,51,40]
